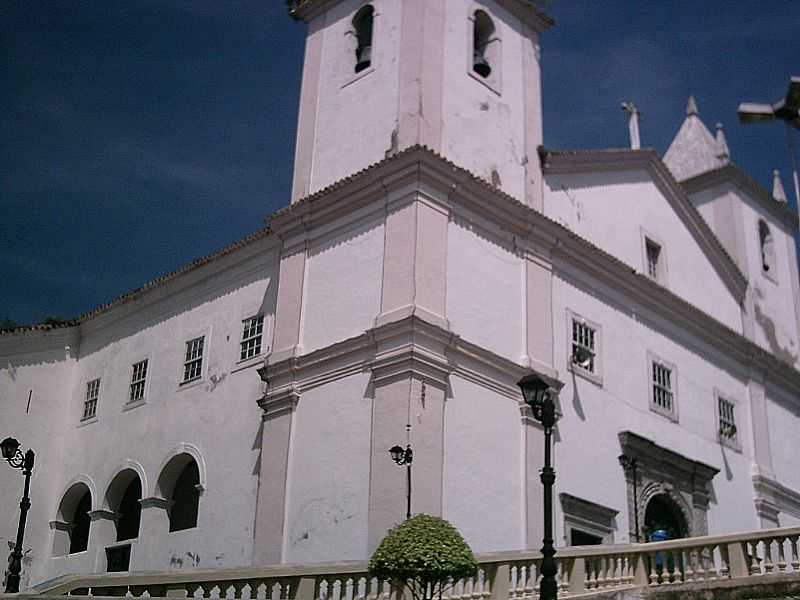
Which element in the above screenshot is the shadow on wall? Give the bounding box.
[753,288,797,367]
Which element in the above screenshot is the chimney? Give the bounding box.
[773,169,788,203]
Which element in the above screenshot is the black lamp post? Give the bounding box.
[518,374,558,600]
[618,454,640,542]
[1,437,35,594]
[389,444,413,520]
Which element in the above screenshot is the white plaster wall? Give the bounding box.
[552,270,759,541]
[0,332,77,587]
[765,385,800,493]
[302,218,384,353]
[446,218,524,362]
[544,170,742,333]
[440,0,530,200]
[308,0,402,195]
[283,373,372,562]
[738,195,800,365]
[43,246,278,579]
[443,376,523,552]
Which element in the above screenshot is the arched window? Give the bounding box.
[758,219,776,274]
[54,483,92,556]
[472,10,495,78]
[353,5,374,73]
[158,453,201,532]
[106,470,142,542]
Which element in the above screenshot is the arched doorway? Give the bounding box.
[104,469,142,571]
[644,493,688,542]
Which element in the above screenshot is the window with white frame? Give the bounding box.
[650,359,675,419]
[240,315,264,361]
[182,336,204,384]
[718,397,737,443]
[83,378,100,420]
[129,359,148,403]
[571,319,596,374]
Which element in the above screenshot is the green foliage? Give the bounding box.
[0,317,17,330]
[369,514,477,600]
[42,315,69,326]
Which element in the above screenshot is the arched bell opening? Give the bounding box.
[472,10,495,79]
[353,5,374,73]
[157,453,201,532]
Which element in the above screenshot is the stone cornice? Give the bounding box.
[261,313,553,408]
[559,493,618,529]
[619,431,720,489]
[540,147,747,301]
[287,0,554,32]
[681,164,799,232]
[753,474,800,519]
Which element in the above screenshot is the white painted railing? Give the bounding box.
[28,526,800,599]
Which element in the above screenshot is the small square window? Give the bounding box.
[718,396,738,446]
[648,354,677,421]
[571,319,596,374]
[240,315,264,361]
[646,239,661,281]
[83,378,100,420]
[182,337,205,384]
[129,360,148,403]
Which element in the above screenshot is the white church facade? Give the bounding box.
[2,0,800,589]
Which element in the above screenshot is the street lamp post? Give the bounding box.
[389,444,413,520]
[1,437,35,594]
[618,454,640,542]
[518,374,559,600]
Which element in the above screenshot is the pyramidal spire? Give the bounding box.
[686,95,699,116]
[715,123,730,164]
[773,169,788,203]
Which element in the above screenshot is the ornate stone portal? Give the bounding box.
[619,431,719,541]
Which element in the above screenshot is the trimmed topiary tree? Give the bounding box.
[369,514,478,600]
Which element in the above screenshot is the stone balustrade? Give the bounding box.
[25,526,800,600]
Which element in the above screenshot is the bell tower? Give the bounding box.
[288,0,552,208]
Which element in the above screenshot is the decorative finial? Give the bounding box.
[621,102,641,150]
[715,123,730,164]
[773,169,788,203]
[686,95,699,116]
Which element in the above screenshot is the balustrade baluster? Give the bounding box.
[529,562,538,598]
[719,545,730,579]
[776,537,788,572]
[682,549,694,582]
[749,542,761,576]
[764,538,775,574]
[648,552,659,586]
[586,558,597,589]
[790,535,800,572]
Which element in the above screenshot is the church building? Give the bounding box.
[2,0,800,588]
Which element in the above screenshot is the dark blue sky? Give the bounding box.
[2,1,798,325]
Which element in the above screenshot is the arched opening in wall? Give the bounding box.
[106,469,142,542]
[472,10,495,78]
[158,453,200,532]
[758,219,776,274]
[353,5,374,73]
[53,483,92,556]
[644,493,688,542]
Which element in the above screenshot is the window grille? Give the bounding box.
[651,362,673,414]
[182,337,204,383]
[646,239,661,280]
[129,359,148,403]
[718,397,737,441]
[240,315,264,361]
[571,319,596,373]
[83,378,100,420]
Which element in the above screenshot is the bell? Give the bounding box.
[473,51,491,78]
[355,45,372,73]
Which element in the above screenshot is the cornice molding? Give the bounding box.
[753,474,800,519]
[541,147,747,301]
[261,314,554,410]
[681,164,799,232]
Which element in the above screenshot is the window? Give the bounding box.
[240,315,265,361]
[129,359,148,403]
[472,10,495,79]
[571,319,596,374]
[353,5,374,73]
[718,396,738,445]
[53,483,92,557]
[758,219,776,276]
[649,357,676,420]
[182,336,204,383]
[83,378,100,420]
[646,239,661,281]
[560,493,618,546]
